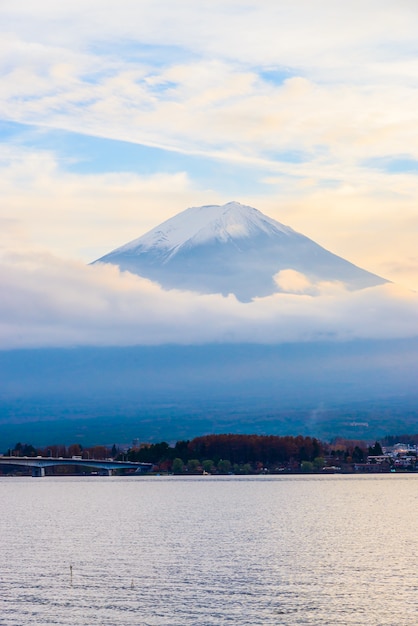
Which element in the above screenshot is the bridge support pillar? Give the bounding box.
[106,469,113,476]
[32,467,45,477]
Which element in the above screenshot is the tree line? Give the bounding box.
[5,442,117,459]
[5,433,413,475]
[122,433,325,473]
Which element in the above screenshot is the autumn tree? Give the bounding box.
[68,444,82,457]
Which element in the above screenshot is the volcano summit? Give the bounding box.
[94,201,387,301]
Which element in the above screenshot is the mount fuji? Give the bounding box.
[2,203,417,445]
[94,202,387,301]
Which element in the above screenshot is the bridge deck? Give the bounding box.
[0,456,153,473]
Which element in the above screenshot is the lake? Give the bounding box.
[1,474,417,625]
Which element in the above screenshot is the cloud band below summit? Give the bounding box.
[1,251,417,349]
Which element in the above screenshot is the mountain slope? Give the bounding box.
[94,201,387,301]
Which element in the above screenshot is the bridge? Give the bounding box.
[0,456,153,477]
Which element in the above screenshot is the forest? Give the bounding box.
[122,433,326,473]
[3,434,407,474]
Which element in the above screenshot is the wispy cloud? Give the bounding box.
[3,2,418,169]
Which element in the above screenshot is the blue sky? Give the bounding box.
[1,1,418,347]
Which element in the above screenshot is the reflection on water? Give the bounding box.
[1,474,418,625]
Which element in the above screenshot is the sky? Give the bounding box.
[1,0,418,348]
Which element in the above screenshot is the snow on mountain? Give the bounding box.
[116,202,293,257]
[93,201,388,301]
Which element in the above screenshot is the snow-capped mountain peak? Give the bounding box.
[94,201,387,301]
[117,201,294,257]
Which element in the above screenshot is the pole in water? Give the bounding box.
[131,578,134,589]
[70,564,73,586]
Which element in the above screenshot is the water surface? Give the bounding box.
[1,474,417,625]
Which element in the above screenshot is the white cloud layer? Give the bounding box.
[1,251,417,349]
[5,1,418,75]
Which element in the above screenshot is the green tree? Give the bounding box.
[352,446,365,463]
[13,442,37,457]
[368,442,383,456]
[172,458,184,474]
[187,459,200,473]
[301,461,314,472]
[202,459,214,474]
[217,459,231,474]
[313,457,325,470]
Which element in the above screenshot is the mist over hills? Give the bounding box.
[1,339,418,447]
[94,202,387,301]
